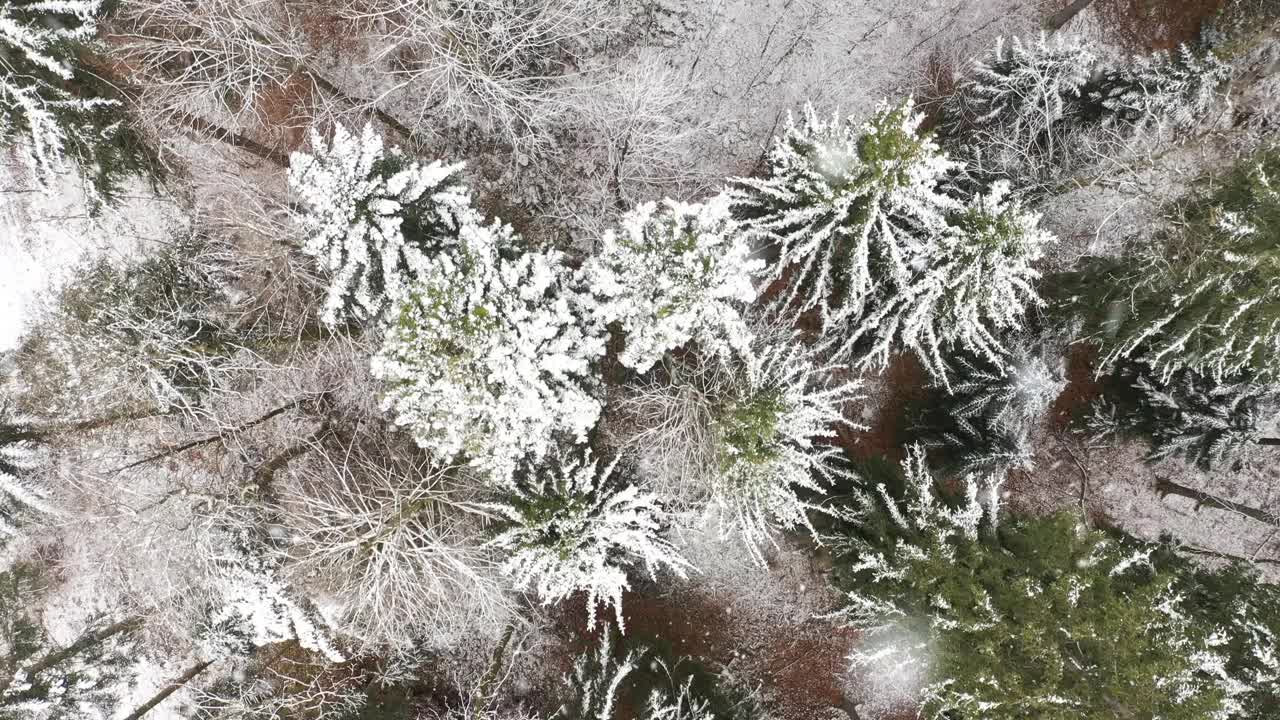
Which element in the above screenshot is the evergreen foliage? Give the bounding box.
[729,100,958,331]
[731,101,1047,381]
[1100,44,1232,133]
[830,447,1270,720]
[556,633,764,720]
[703,329,862,559]
[0,404,53,537]
[914,348,1065,474]
[0,0,162,200]
[1095,146,1280,383]
[200,531,345,662]
[841,180,1048,379]
[0,564,136,719]
[23,232,233,417]
[587,195,762,373]
[289,123,473,326]
[1087,362,1279,469]
[373,215,606,485]
[486,450,689,629]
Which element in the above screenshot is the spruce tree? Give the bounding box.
[1095,146,1280,383]
[289,123,472,327]
[0,0,162,200]
[830,446,1262,720]
[914,347,1065,474]
[372,211,606,485]
[0,404,54,538]
[0,564,137,719]
[586,194,763,373]
[1087,362,1280,469]
[730,101,1048,381]
[485,450,689,630]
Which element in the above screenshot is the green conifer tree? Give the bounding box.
[1094,146,1280,384]
[0,0,163,201]
[1087,361,1280,469]
[0,564,137,719]
[829,446,1272,719]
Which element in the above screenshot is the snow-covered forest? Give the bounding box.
[4,0,1280,718]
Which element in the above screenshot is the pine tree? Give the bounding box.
[373,215,606,485]
[1087,362,1280,469]
[728,100,959,330]
[730,102,1047,381]
[555,633,640,720]
[289,123,472,327]
[485,450,689,630]
[703,328,862,559]
[915,348,1065,474]
[841,180,1049,379]
[0,0,162,200]
[200,531,344,663]
[587,195,763,373]
[1095,147,1280,383]
[0,404,54,538]
[1172,562,1280,719]
[1098,44,1232,134]
[614,320,863,560]
[0,564,137,720]
[830,447,1258,720]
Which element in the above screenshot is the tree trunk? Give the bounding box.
[253,422,331,488]
[174,112,290,167]
[1257,437,1280,446]
[1155,477,1280,527]
[301,69,420,147]
[0,617,142,694]
[111,397,315,474]
[1178,545,1280,567]
[474,623,517,710]
[1045,0,1096,33]
[119,659,215,720]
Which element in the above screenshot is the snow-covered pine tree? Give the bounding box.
[914,347,1065,474]
[1096,146,1280,383]
[373,216,606,485]
[587,195,763,373]
[485,450,689,630]
[0,564,137,720]
[613,320,863,560]
[1098,44,1231,134]
[23,231,233,418]
[289,123,472,326]
[0,404,55,538]
[830,446,1247,720]
[840,180,1049,379]
[703,329,862,560]
[1087,362,1280,469]
[555,633,640,720]
[1173,562,1280,719]
[728,100,959,330]
[0,0,161,199]
[200,532,344,663]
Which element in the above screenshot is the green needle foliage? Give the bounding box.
[1092,146,1280,383]
[828,447,1276,720]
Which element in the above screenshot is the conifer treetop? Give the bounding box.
[289,122,472,326]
